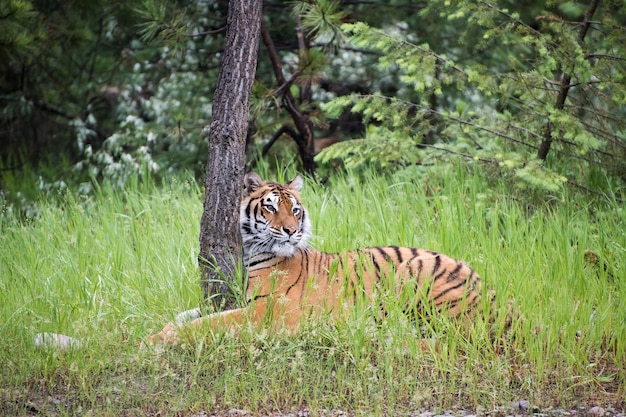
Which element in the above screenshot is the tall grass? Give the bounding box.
[1,167,624,416]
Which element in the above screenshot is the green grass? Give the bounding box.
[1,167,624,416]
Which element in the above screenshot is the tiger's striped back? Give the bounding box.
[245,246,482,325]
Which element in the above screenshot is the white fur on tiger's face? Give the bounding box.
[240,172,312,264]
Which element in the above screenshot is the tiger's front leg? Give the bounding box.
[146,321,182,346]
[145,303,268,347]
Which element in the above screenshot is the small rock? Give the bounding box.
[34,333,82,351]
[588,407,605,417]
[511,400,530,413]
[228,409,250,416]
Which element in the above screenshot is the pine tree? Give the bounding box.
[317,0,626,197]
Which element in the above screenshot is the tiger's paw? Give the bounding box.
[144,322,181,347]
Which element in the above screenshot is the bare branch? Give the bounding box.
[260,20,317,175]
[262,125,299,156]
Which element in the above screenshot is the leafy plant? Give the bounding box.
[316,125,421,170]
[317,1,626,197]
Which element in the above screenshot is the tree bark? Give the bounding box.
[200,0,263,305]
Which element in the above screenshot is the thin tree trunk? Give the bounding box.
[260,21,317,176]
[200,0,263,305]
[537,0,600,160]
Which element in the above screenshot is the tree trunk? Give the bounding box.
[199,0,263,306]
[537,0,600,161]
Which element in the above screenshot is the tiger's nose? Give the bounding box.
[283,226,297,236]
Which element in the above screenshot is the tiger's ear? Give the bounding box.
[287,175,303,192]
[244,172,264,195]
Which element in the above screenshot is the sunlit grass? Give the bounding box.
[1,167,624,415]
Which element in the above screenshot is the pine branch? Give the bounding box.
[420,144,496,164]
[567,179,624,204]
[35,101,75,120]
[189,26,226,37]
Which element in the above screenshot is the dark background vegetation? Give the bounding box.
[1,0,625,207]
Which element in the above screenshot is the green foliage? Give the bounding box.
[514,159,568,192]
[316,125,420,170]
[1,0,228,193]
[135,0,191,56]
[292,0,348,42]
[343,22,462,97]
[318,0,626,197]
[324,94,411,132]
[0,0,42,62]
[3,0,626,201]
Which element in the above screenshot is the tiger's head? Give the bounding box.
[240,172,312,262]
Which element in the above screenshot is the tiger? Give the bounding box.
[146,172,484,346]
